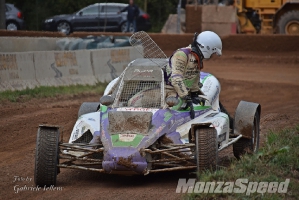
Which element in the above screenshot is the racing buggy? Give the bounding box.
[34,32,261,186]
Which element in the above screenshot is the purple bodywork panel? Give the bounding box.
[200,71,210,80]
[98,106,212,174]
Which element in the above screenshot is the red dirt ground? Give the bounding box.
[0,36,299,199]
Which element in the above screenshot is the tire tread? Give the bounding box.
[34,127,60,186]
[196,127,218,171]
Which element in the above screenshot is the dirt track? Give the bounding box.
[1,35,299,199]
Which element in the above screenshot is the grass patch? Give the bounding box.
[0,83,107,102]
[186,125,299,199]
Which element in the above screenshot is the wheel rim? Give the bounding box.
[7,23,17,31]
[57,22,70,34]
[285,21,299,35]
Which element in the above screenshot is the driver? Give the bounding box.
[165,31,222,104]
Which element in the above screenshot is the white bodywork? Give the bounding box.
[68,112,101,144]
[178,73,229,147]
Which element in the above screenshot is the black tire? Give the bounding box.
[277,11,299,35]
[56,21,72,35]
[34,127,60,186]
[6,21,19,31]
[78,102,100,118]
[195,127,218,172]
[233,111,260,159]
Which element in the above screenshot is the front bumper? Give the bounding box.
[42,21,56,31]
[102,148,148,174]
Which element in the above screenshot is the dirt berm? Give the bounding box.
[1,30,298,53]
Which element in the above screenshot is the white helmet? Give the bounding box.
[195,31,222,59]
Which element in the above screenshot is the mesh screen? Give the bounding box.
[116,80,162,108]
[129,31,167,68]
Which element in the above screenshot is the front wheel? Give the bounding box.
[34,126,60,186]
[195,127,218,172]
[57,21,72,35]
[233,111,260,159]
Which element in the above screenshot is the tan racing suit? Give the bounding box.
[165,46,201,98]
[107,46,201,107]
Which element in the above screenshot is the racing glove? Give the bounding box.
[182,95,195,119]
[191,92,205,106]
[182,95,192,102]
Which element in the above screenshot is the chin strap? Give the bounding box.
[191,32,204,70]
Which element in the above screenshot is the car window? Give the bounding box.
[102,5,123,13]
[80,5,100,15]
[5,5,11,12]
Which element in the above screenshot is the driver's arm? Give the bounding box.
[170,51,189,98]
[119,6,128,13]
[190,73,200,93]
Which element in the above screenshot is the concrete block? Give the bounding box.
[0,37,59,52]
[34,50,97,86]
[0,52,39,91]
[162,14,179,34]
[185,5,237,35]
[201,6,236,23]
[91,47,142,83]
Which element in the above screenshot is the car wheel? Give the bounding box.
[6,22,18,31]
[195,127,218,172]
[57,21,72,35]
[233,111,260,159]
[121,22,134,33]
[34,126,60,186]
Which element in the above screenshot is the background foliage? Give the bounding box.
[6,0,178,32]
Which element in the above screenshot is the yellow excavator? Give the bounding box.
[236,0,299,34]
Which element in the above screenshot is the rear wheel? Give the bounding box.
[195,127,218,172]
[57,21,72,35]
[277,11,299,35]
[34,126,60,186]
[6,21,18,31]
[233,112,260,159]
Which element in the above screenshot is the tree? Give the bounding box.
[0,0,5,29]
[5,0,178,32]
